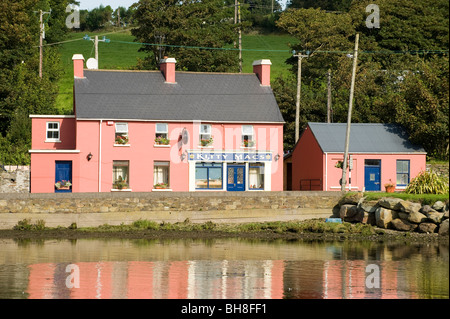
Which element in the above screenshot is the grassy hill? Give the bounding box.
[55,29,296,113]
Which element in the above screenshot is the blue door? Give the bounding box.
[227,165,245,191]
[55,161,72,193]
[364,160,381,191]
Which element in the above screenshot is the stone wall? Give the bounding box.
[335,193,449,236]
[427,163,449,182]
[0,166,30,193]
[0,191,341,229]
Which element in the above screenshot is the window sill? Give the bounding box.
[152,188,172,191]
[45,140,61,143]
[240,146,256,149]
[111,188,132,192]
[198,145,213,149]
[114,144,130,147]
[154,144,170,148]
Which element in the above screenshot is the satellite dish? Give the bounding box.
[86,58,98,70]
[182,128,189,144]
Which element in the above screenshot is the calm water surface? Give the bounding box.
[0,238,448,299]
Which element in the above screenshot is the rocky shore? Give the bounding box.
[334,193,449,236]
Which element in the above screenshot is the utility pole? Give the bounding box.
[293,50,309,143]
[92,36,110,67]
[238,1,242,73]
[341,33,359,192]
[37,9,51,78]
[327,69,332,123]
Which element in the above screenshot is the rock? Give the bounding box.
[391,218,418,232]
[439,219,449,236]
[375,207,398,229]
[432,201,445,211]
[397,200,422,215]
[358,200,379,213]
[417,223,438,234]
[338,193,365,206]
[426,211,444,224]
[378,197,403,210]
[444,210,449,220]
[408,211,428,224]
[421,205,437,214]
[398,212,409,220]
[339,204,358,220]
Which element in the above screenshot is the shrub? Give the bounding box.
[404,170,449,194]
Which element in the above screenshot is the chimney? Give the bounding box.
[72,54,85,78]
[159,57,177,83]
[252,59,272,86]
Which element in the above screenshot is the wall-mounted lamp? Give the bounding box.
[180,153,186,161]
[87,152,93,161]
[274,154,280,161]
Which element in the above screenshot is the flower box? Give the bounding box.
[115,135,129,145]
[55,180,72,190]
[155,136,170,145]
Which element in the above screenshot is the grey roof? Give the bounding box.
[74,70,284,123]
[307,122,426,153]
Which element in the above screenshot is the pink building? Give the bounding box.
[287,122,426,192]
[29,55,284,193]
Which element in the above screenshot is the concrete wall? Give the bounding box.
[0,191,341,229]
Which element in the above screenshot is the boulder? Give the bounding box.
[358,200,379,213]
[421,205,437,214]
[338,193,365,206]
[426,211,444,224]
[397,200,422,215]
[417,223,438,234]
[408,211,428,224]
[375,207,398,229]
[439,219,449,236]
[378,197,403,210]
[391,218,418,232]
[398,212,409,221]
[339,204,358,220]
[432,201,445,212]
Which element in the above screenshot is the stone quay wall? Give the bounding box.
[0,191,341,229]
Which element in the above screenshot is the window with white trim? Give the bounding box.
[199,124,212,147]
[112,160,129,189]
[155,123,169,145]
[396,160,410,186]
[46,122,60,142]
[249,163,264,189]
[115,123,129,145]
[242,125,255,147]
[153,161,170,188]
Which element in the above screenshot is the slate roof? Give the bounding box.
[74,70,284,123]
[307,122,426,153]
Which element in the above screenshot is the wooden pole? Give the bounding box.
[341,33,359,192]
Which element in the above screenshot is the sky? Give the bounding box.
[78,0,288,11]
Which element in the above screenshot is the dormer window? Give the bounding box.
[46,122,60,142]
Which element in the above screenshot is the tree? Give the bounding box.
[131,0,239,72]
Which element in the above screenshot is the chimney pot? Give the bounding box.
[72,54,85,78]
[252,59,272,86]
[160,57,177,83]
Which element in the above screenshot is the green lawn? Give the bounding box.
[55,29,296,113]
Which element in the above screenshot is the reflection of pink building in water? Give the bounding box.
[29,56,284,193]
[26,260,285,299]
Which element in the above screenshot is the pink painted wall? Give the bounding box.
[31,117,76,150]
[30,117,283,193]
[324,153,426,191]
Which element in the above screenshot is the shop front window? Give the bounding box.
[195,163,222,189]
[249,163,264,190]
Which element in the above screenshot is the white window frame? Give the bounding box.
[115,122,129,145]
[155,123,168,138]
[153,161,170,189]
[242,125,255,147]
[199,124,212,146]
[46,122,60,142]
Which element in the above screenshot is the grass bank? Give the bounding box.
[346,192,449,205]
[2,218,446,243]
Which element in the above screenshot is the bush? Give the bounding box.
[13,218,46,230]
[404,170,449,194]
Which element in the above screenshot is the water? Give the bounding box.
[0,238,448,299]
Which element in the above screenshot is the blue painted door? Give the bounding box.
[227,165,245,191]
[364,160,381,191]
[55,161,72,193]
